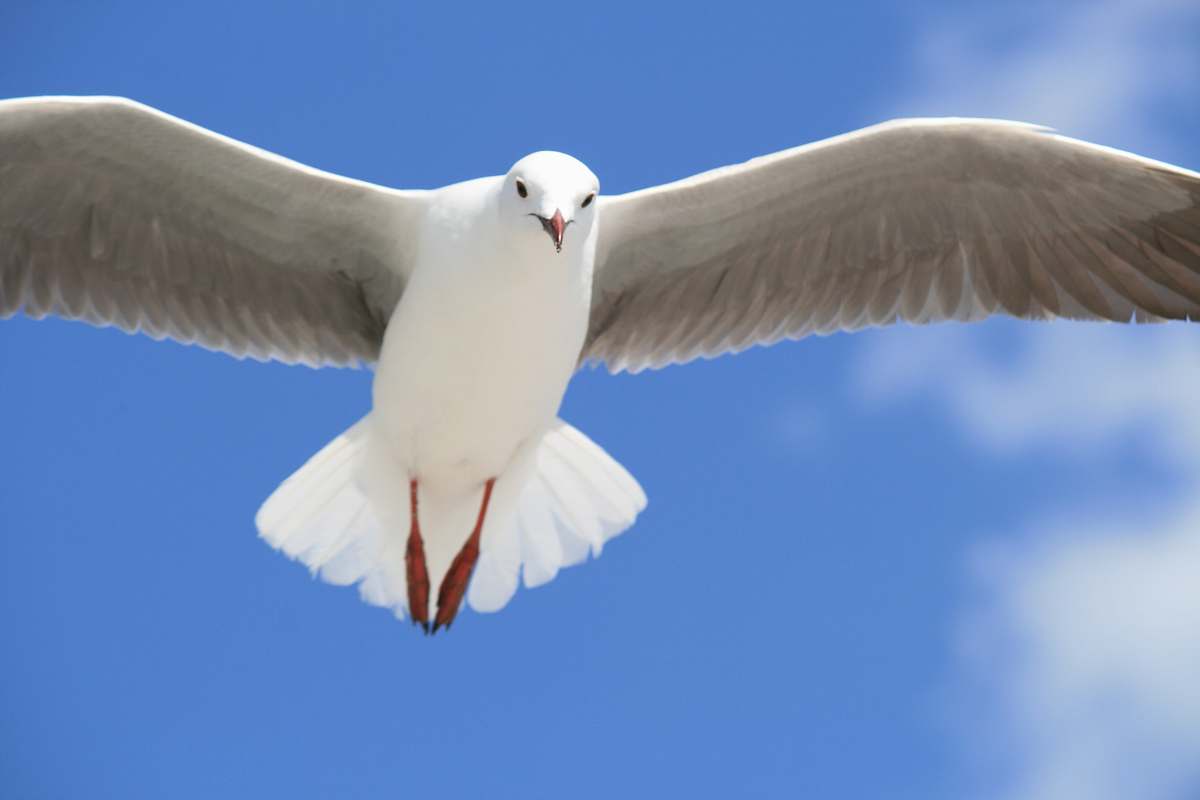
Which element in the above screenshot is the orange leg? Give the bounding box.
[405,479,431,633]
[432,478,496,634]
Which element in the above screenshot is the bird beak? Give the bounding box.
[539,209,567,253]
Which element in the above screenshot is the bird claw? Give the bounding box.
[406,479,432,633]
[432,544,476,633]
[427,478,495,636]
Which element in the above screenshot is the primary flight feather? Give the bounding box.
[3,96,1198,631]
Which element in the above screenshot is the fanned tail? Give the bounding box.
[255,415,646,623]
[255,416,409,617]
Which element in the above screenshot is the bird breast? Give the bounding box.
[371,228,594,491]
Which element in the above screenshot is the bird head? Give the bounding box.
[502,151,599,254]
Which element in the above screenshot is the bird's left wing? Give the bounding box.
[0,96,427,367]
[584,119,1200,373]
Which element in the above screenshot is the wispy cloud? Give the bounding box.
[856,324,1200,799]
[892,0,1200,161]
[860,1,1200,798]
[965,490,1200,800]
[856,324,1200,467]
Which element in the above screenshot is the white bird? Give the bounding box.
[3,97,1198,632]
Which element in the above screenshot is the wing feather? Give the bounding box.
[0,96,426,366]
[587,119,1200,373]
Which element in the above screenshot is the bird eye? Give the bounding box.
[581,193,595,208]
[516,180,528,199]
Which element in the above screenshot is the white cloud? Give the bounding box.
[867,324,1200,800]
[893,0,1200,161]
[956,490,1200,800]
[860,1,1200,797]
[856,323,1200,466]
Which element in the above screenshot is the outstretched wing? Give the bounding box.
[0,96,427,367]
[585,119,1200,373]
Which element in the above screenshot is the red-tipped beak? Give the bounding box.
[537,209,567,253]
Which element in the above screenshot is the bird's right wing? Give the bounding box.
[1,96,428,367]
[585,119,1200,373]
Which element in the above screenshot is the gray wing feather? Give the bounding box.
[585,119,1200,373]
[0,96,426,367]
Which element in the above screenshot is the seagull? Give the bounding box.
[3,97,1199,633]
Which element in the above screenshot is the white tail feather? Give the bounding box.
[255,416,647,622]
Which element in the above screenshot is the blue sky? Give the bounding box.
[2,2,1198,798]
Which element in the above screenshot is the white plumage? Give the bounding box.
[256,417,645,619]
[2,96,1198,629]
